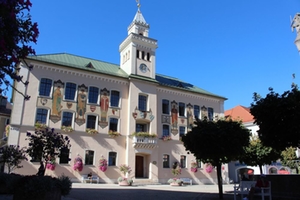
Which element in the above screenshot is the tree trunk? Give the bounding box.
[216,163,223,199]
[259,165,263,174]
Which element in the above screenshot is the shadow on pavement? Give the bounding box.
[62,188,234,200]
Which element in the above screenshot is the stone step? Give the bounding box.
[132,179,162,186]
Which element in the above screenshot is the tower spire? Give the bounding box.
[136,0,141,12]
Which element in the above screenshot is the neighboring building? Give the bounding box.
[8,5,227,184]
[225,105,289,183]
[0,96,11,172]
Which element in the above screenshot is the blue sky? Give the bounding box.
[23,0,300,110]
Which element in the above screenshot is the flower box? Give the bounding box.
[131,132,157,138]
[61,126,74,133]
[86,128,98,135]
[162,135,172,141]
[108,130,121,138]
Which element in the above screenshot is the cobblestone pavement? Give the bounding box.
[1,183,236,200]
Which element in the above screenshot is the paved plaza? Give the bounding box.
[1,183,235,200]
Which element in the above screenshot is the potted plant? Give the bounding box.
[190,161,198,173]
[131,132,157,138]
[205,163,213,173]
[61,126,74,133]
[73,156,83,172]
[46,158,56,171]
[168,178,183,186]
[99,156,108,172]
[162,135,172,141]
[108,130,121,138]
[5,124,10,137]
[168,162,182,186]
[86,128,98,135]
[118,164,133,186]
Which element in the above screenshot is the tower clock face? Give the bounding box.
[139,63,148,73]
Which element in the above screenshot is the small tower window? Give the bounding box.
[147,53,150,61]
[142,51,145,60]
[136,50,140,59]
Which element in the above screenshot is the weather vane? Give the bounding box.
[136,0,141,10]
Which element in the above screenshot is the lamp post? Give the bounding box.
[291,13,300,52]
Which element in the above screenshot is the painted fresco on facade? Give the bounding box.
[171,101,178,135]
[187,103,193,131]
[99,88,109,128]
[132,107,155,121]
[50,80,64,123]
[75,84,87,126]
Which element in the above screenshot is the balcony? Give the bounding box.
[132,136,158,149]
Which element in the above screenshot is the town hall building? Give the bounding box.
[8,3,227,184]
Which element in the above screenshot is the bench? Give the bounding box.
[233,181,272,200]
[81,175,99,184]
[181,178,192,185]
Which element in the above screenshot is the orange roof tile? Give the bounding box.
[224,105,254,123]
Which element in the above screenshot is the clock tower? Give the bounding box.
[119,1,158,79]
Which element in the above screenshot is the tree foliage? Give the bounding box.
[250,86,300,151]
[26,128,71,176]
[0,145,27,173]
[182,118,250,199]
[0,0,39,99]
[241,135,280,174]
[281,146,298,171]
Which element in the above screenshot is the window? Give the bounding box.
[86,115,97,129]
[179,126,185,140]
[208,107,214,121]
[108,152,117,166]
[39,78,52,96]
[65,82,76,100]
[163,154,170,168]
[85,150,94,165]
[59,147,70,164]
[142,51,145,60]
[197,159,202,168]
[62,112,73,127]
[31,150,42,162]
[147,52,150,61]
[110,90,120,107]
[136,50,140,59]
[109,118,118,132]
[35,108,48,124]
[194,105,200,119]
[163,125,170,137]
[162,99,169,114]
[88,86,99,104]
[179,102,185,116]
[138,95,147,111]
[180,155,186,168]
[136,123,146,132]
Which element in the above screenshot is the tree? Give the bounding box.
[182,118,250,199]
[0,0,39,99]
[281,146,299,173]
[0,145,27,173]
[26,128,71,176]
[250,86,300,151]
[241,135,280,174]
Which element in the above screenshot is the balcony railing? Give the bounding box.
[132,136,158,149]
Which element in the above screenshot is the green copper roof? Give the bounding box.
[27,53,226,100]
[27,53,128,78]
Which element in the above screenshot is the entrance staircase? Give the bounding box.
[132,178,162,186]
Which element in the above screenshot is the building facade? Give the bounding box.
[8,6,227,184]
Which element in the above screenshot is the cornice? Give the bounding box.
[157,87,222,103]
[33,64,129,86]
[119,34,157,52]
